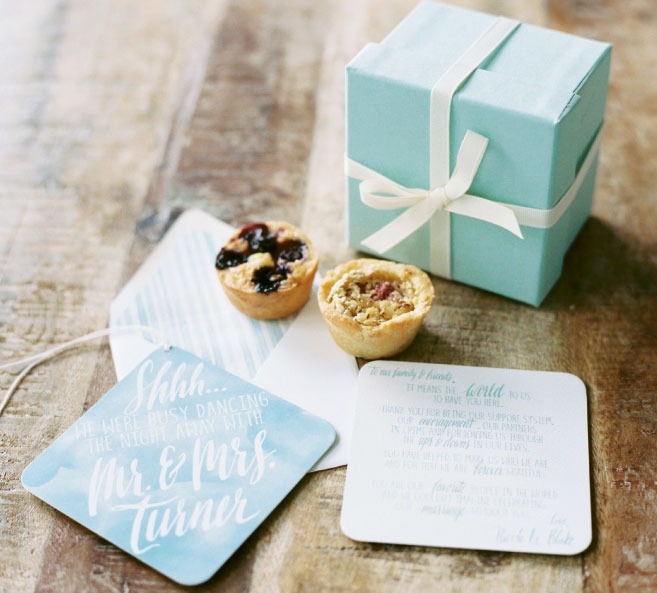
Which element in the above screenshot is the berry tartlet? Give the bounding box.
[215,221,318,320]
[317,258,434,359]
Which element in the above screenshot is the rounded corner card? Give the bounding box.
[21,347,335,585]
[341,361,591,556]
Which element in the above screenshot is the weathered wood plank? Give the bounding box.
[0,1,229,591]
[167,0,331,227]
[547,2,657,592]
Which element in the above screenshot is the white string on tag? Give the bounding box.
[0,325,171,416]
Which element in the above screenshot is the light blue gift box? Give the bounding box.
[346,1,611,306]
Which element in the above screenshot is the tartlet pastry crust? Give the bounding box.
[216,221,318,320]
[317,258,434,358]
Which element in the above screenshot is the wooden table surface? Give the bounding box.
[1,0,656,591]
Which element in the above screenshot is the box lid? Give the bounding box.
[346,1,611,209]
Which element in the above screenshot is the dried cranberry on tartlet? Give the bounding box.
[317,258,434,359]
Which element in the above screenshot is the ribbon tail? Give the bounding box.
[447,194,523,238]
[360,197,439,254]
[444,130,488,198]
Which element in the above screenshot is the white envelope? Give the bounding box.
[109,209,358,470]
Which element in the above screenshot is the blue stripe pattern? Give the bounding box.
[114,229,295,379]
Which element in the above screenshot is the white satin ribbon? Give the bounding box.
[507,126,603,228]
[356,130,523,255]
[347,124,603,254]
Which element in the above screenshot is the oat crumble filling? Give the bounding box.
[326,271,415,326]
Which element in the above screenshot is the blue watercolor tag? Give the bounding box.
[21,347,335,585]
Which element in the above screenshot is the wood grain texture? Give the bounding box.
[1,0,656,591]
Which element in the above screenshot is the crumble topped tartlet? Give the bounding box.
[317,258,434,358]
[215,221,318,319]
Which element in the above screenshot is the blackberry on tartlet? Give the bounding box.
[215,221,318,320]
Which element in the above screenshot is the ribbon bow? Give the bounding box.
[353,130,523,255]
